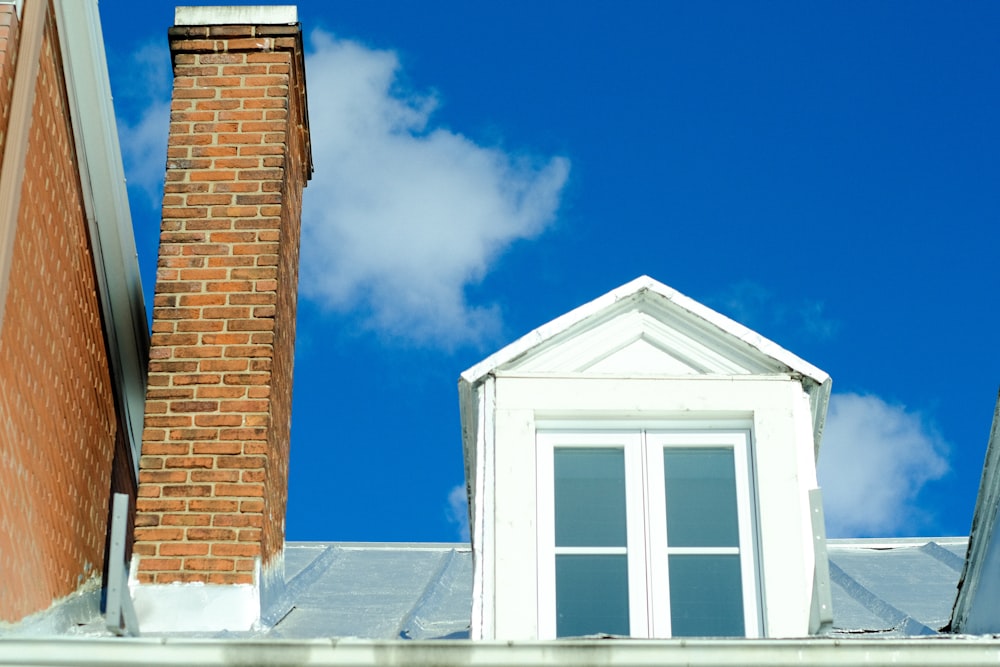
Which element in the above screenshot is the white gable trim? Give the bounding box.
[460,276,832,454]
[462,276,828,385]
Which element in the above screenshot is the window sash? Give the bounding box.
[645,430,759,637]
[537,431,648,637]
[537,428,760,639]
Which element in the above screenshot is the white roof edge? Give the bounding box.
[2,637,1000,665]
[460,275,830,387]
[174,6,298,26]
[53,0,149,477]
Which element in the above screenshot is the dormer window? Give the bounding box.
[458,276,833,640]
[537,427,760,638]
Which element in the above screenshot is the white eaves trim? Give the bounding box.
[460,276,832,453]
[53,0,149,477]
[2,637,1000,667]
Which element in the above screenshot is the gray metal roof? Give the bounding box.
[263,538,965,640]
[265,543,472,640]
[826,538,966,636]
[1,538,966,639]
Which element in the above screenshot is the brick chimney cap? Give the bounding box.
[174,5,297,26]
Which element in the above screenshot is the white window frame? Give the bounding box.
[536,427,760,638]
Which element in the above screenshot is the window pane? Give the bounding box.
[663,447,739,547]
[556,555,630,637]
[554,448,626,547]
[668,554,745,637]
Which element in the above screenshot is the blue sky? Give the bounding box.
[98,1,999,542]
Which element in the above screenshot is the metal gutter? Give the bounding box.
[3,637,1000,667]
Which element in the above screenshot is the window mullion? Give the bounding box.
[644,433,671,637]
[640,430,654,638]
[624,432,649,638]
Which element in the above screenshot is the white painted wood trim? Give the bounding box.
[535,430,648,638]
[535,431,555,639]
[478,376,497,639]
[624,437,650,637]
[480,374,819,638]
[646,430,760,638]
[460,276,829,389]
[536,428,760,638]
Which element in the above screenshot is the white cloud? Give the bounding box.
[818,393,949,537]
[299,31,570,348]
[113,41,172,208]
[447,484,470,542]
[118,100,170,206]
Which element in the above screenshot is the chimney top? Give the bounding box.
[174,5,297,26]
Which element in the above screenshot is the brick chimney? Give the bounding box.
[131,6,311,631]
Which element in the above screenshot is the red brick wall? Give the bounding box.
[261,30,308,575]
[0,7,120,623]
[0,3,20,161]
[133,22,310,585]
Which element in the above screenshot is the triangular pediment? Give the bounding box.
[584,334,699,375]
[506,306,774,375]
[464,276,829,383]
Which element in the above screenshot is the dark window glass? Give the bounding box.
[555,448,626,547]
[556,555,630,637]
[663,447,739,547]
[668,554,745,637]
